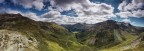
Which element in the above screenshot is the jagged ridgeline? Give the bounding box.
[0,14,94,51]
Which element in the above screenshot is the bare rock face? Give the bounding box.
[0,30,38,51]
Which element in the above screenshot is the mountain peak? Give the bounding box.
[94,20,133,29]
[106,20,116,23]
[0,14,33,22]
[0,13,22,18]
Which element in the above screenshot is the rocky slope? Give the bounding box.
[123,32,144,51]
[76,20,141,49]
[0,14,93,51]
[62,20,144,51]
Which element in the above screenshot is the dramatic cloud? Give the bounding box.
[41,10,109,24]
[50,0,114,16]
[116,10,144,18]
[0,0,117,24]
[50,0,87,11]
[124,0,144,11]
[132,10,144,18]
[0,0,143,26]
[24,12,41,21]
[117,0,144,18]
[42,11,61,18]
[118,0,144,11]
[74,3,115,17]
[32,0,44,10]
[118,1,127,11]
[43,0,115,24]
[116,11,132,18]
[11,0,44,10]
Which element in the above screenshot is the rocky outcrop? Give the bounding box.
[0,30,38,51]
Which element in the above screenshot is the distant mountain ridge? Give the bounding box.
[62,23,94,32]
[75,20,144,50]
[62,20,144,50]
[62,20,143,33]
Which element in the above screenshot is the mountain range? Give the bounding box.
[0,14,144,51]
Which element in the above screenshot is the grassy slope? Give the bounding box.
[124,32,144,51]
[0,14,94,51]
[101,31,138,51]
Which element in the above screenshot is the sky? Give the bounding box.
[0,0,144,27]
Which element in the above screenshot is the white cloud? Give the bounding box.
[41,10,109,24]
[32,0,44,10]
[43,0,115,24]
[116,11,132,18]
[50,0,84,11]
[118,1,127,11]
[75,3,115,17]
[11,0,44,10]
[50,0,114,16]
[117,0,144,18]
[116,10,144,18]
[118,0,144,11]
[24,12,40,21]
[124,0,144,11]
[132,10,144,18]
[1,0,116,24]
[42,11,61,18]
[122,19,131,23]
